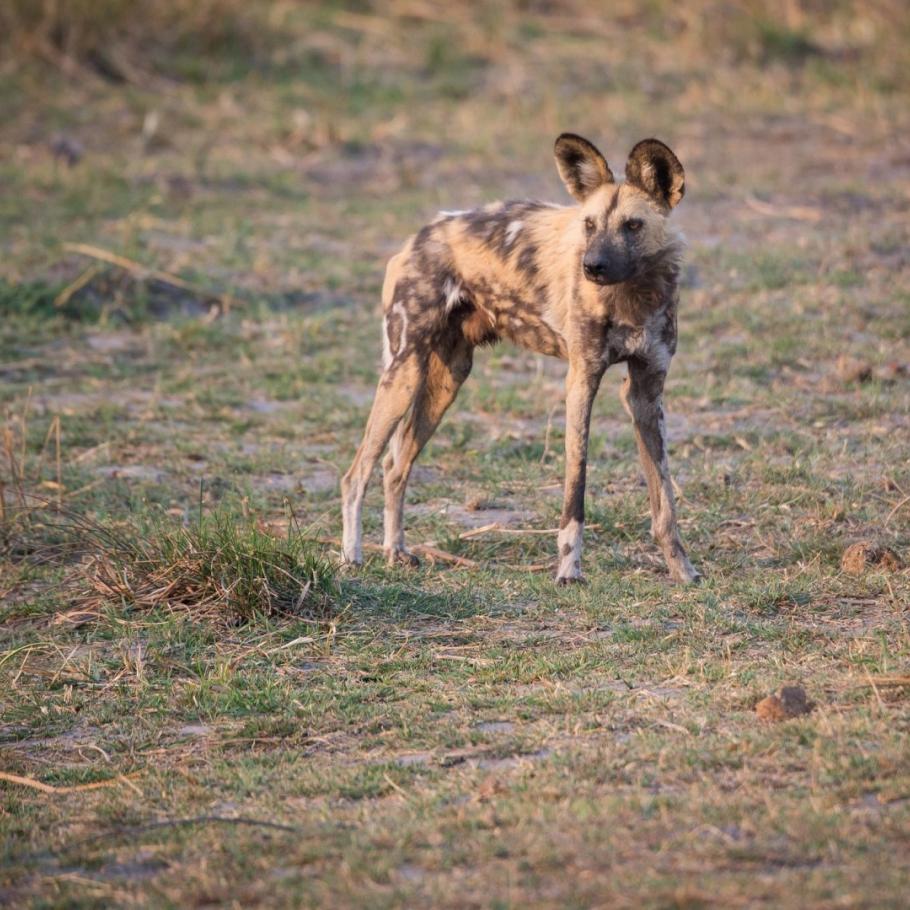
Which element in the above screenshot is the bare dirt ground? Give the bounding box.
[1,2,909,907]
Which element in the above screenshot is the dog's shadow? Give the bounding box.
[335,574,497,623]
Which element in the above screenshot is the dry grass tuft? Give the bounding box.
[2,487,337,625]
[73,511,338,623]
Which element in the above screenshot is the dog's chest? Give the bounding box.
[602,307,676,368]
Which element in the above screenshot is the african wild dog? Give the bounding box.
[341,133,700,585]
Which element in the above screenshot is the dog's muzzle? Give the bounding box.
[583,262,615,285]
[583,248,631,286]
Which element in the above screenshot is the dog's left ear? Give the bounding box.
[625,139,685,209]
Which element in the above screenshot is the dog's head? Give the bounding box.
[554,133,684,286]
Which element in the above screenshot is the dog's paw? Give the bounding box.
[386,548,421,568]
[555,574,586,586]
[669,558,701,585]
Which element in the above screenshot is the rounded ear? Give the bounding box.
[625,139,685,209]
[554,133,614,202]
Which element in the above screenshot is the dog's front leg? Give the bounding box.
[621,358,700,584]
[556,360,604,584]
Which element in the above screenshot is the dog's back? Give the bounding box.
[382,200,575,363]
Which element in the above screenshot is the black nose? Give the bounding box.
[583,261,607,280]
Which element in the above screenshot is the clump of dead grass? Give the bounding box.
[74,510,338,623]
[2,495,339,624]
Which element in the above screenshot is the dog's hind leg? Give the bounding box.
[341,354,422,565]
[382,336,473,565]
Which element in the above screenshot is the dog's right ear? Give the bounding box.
[554,133,614,202]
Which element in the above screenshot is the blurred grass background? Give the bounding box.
[1,0,908,301]
[2,0,909,83]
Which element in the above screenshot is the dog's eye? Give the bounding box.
[584,217,596,235]
[624,219,643,233]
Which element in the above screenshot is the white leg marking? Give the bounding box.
[383,502,404,552]
[381,316,392,370]
[341,484,363,564]
[395,302,408,353]
[556,519,584,580]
